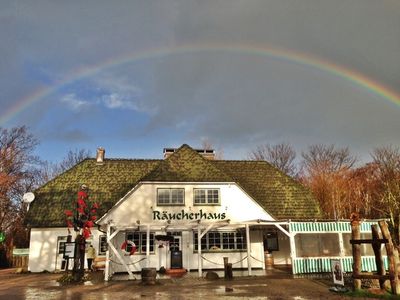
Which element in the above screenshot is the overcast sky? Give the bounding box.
[1,0,399,163]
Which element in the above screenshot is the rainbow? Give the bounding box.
[2,43,399,125]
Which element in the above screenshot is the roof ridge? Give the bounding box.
[142,144,234,182]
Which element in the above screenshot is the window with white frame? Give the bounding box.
[193,231,246,251]
[194,189,220,205]
[157,188,185,205]
[126,232,155,254]
[57,236,68,254]
[98,235,108,255]
[295,233,341,257]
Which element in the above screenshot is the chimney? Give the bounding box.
[163,147,215,160]
[163,148,176,159]
[196,148,215,160]
[96,147,105,164]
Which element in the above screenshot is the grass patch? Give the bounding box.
[344,289,400,299]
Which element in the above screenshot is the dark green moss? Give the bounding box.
[26,144,320,227]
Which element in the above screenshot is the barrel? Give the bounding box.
[265,252,274,270]
[141,267,157,285]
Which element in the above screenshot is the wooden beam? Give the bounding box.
[350,239,388,244]
[353,274,391,280]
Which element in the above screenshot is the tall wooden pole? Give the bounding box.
[379,221,400,295]
[371,225,386,289]
[351,222,361,290]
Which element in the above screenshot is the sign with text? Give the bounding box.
[63,242,75,259]
[152,209,226,221]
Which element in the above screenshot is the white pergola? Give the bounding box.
[102,219,293,281]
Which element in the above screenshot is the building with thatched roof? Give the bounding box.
[27,144,381,279]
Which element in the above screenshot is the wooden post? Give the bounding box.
[371,225,386,289]
[223,257,232,279]
[379,221,400,295]
[351,222,362,290]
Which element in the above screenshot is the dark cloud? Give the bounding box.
[1,0,399,162]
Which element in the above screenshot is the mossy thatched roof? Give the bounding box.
[26,144,320,227]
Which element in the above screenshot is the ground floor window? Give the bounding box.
[193,231,247,252]
[98,235,108,255]
[295,233,340,257]
[126,232,155,254]
[57,236,68,254]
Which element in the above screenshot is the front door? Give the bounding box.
[169,233,183,269]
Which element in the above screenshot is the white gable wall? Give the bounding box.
[99,182,275,274]
[100,183,274,226]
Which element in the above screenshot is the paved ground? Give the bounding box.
[0,268,358,299]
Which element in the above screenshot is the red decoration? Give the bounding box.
[82,227,91,239]
[64,185,100,241]
[121,240,137,256]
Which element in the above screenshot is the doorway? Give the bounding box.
[168,232,183,269]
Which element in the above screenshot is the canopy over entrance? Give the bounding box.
[103,219,292,281]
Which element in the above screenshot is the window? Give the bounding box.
[57,236,68,254]
[157,188,184,205]
[194,189,220,205]
[98,235,108,255]
[343,233,375,256]
[126,232,155,254]
[193,231,246,252]
[295,233,340,257]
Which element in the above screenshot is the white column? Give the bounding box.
[104,224,111,281]
[146,225,150,268]
[198,226,202,277]
[338,232,345,257]
[288,223,297,275]
[246,224,252,275]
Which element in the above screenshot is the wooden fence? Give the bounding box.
[11,248,29,268]
[11,255,29,268]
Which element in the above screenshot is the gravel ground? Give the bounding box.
[0,268,364,300]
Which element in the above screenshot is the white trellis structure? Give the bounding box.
[102,219,293,281]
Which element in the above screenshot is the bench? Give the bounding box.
[92,257,106,271]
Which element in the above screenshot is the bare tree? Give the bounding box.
[301,144,356,175]
[370,145,400,246]
[346,163,381,219]
[300,144,357,219]
[39,149,92,182]
[248,143,297,176]
[57,149,91,173]
[0,126,41,265]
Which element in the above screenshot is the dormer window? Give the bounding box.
[194,188,220,205]
[157,188,185,205]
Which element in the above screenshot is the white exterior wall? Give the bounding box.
[29,227,104,272]
[101,183,275,274]
[101,183,273,226]
[30,182,289,273]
